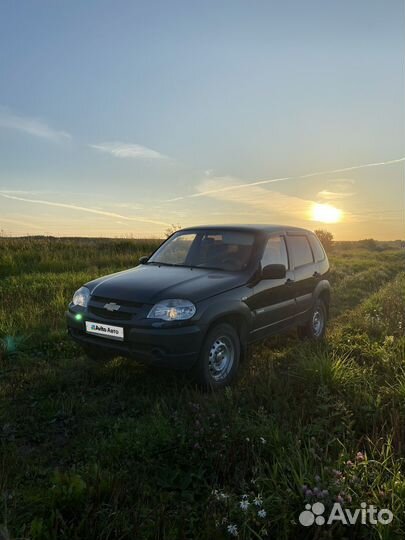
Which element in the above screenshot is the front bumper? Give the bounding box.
[66,309,203,369]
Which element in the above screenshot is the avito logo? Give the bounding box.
[299,502,393,527]
[91,324,106,331]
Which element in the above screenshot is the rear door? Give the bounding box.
[286,233,317,315]
[249,233,296,338]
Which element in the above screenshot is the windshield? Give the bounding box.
[148,230,255,271]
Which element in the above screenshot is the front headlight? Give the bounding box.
[147,299,196,321]
[72,286,90,307]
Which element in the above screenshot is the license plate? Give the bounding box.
[85,321,124,341]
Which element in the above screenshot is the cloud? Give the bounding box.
[347,208,403,223]
[317,178,356,201]
[164,157,405,202]
[195,176,316,221]
[0,189,46,195]
[326,178,355,188]
[110,202,143,210]
[317,189,355,200]
[195,176,402,225]
[191,175,351,224]
[0,107,71,141]
[89,141,167,159]
[0,217,42,230]
[0,193,171,227]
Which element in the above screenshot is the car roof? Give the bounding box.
[179,224,314,235]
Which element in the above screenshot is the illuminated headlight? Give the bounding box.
[147,299,196,321]
[72,286,90,308]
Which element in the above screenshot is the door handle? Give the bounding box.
[285,278,294,285]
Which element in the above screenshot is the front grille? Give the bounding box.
[88,306,132,321]
[88,295,144,322]
[91,295,144,309]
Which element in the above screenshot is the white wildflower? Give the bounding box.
[227,523,238,536]
[258,509,267,518]
[253,495,263,507]
[240,499,250,511]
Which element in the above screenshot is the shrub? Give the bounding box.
[314,229,334,253]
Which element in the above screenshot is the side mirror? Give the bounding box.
[262,263,286,279]
[139,256,149,264]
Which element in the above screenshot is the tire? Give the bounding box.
[82,345,116,362]
[297,298,327,340]
[193,323,241,390]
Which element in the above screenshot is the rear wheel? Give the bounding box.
[194,323,240,389]
[298,298,327,340]
[82,345,116,362]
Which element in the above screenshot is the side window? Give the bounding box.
[261,236,288,268]
[309,235,325,262]
[289,235,314,267]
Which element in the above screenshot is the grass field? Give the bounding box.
[0,237,405,539]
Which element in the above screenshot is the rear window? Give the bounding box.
[309,235,326,262]
[289,235,314,267]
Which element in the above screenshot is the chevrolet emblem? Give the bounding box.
[104,302,121,312]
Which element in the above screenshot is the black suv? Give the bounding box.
[67,225,330,388]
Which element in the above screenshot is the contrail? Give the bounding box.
[0,193,171,227]
[165,157,405,202]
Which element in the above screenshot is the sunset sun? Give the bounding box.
[311,203,343,223]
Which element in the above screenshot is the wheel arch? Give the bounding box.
[204,310,251,362]
[314,280,331,317]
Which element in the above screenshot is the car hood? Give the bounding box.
[86,264,247,304]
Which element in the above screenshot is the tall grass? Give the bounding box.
[0,239,404,538]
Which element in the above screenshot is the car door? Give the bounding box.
[286,233,317,315]
[248,233,296,339]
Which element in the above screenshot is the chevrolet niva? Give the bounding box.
[66,225,330,388]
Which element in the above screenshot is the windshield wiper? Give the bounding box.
[148,261,198,269]
[191,264,234,271]
[147,261,234,271]
[147,261,177,267]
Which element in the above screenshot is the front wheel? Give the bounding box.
[193,323,240,389]
[297,299,327,340]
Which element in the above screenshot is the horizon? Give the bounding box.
[1,231,404,243]
[0,0,404,240]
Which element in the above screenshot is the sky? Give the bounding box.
[0,0,404,240]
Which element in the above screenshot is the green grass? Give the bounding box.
[0,238,405,539]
